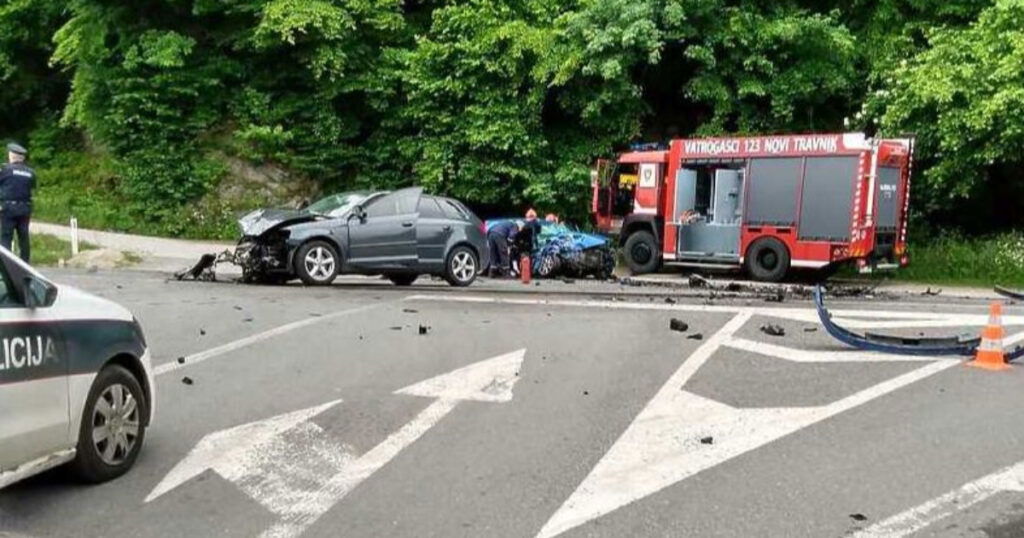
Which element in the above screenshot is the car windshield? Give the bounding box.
[306,192,370,217]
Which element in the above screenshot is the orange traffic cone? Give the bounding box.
[968,302,1010,371]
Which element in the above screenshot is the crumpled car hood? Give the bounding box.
[238,208,317,237]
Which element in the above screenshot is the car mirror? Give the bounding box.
[23,276,56,308]
[352,206,367,222]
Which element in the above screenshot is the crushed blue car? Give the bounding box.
[485,220,616,279]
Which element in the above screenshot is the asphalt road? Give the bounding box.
[3,269,1024,538]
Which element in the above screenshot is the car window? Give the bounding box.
[418,197,447,219]
[440,199,468,220]
[365,189,420,218]
[0,255,21,307]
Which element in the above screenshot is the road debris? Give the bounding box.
[664,297,677,304]
[418,325,430,335]
[995,286,1024,301]
[803,327,817,333]
[199,329,206,336]
[760,324,786,337]
[849,513,867,522]
[242,317,253,323]
[700,436,714,445]
[764,289,786,303]
[669,319,689,332]
[687,333,703,340]
[177,356,185,364]
[181,376,194,386]
[403,308,419,314]
[389,326,403,331]
[583,390,589,396]
[921,287,942,296]
[688,274,711,288]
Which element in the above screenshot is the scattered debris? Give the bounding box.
[233,305,243,310]
[725,282,743,292]
[199,329,206,336]
[583,390,589,396]
[390,326,403,331]
[116,284,123,290]
[688,274,711,288]
[764,289,786,303]
[699,436,714,445]
[687,333,704,340]
[418,325,430,335]
[849,514,868,522]
[181,376,194,386]
[922,287,942,296]
[561,278,575,284]
[359,335,363,340]
[242,317,254,323]
[176,356,185,364]
[803,327,817,333]
[402,308,419,314]
[174,253,218,281]
[664,297,677,304]
[760,324,786,337]
[309,312,322,317]
[669,319,689,332]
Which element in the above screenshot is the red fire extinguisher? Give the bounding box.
[520,255,531,284]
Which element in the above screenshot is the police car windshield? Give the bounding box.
[306,192,369,217]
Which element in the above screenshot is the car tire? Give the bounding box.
[536,254,560,278]
[745,237,791,282]
[444,246,478,287]
[295,240,340,286]
[623,230,661,274]
[69,364,148,484]
[387,273,418,286]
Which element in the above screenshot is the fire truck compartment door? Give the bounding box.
[677,223,740,259]
[875,167,901,232]
[712,169,742,225]
[674,169,697,222]
[798,156,859,241]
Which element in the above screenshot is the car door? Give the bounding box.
[415,196,453,270]
[0,249,69,472]
[347,187,422,268]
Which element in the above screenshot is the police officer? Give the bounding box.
[0,143,36,262]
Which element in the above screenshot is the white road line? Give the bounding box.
[851,460,1024,537]
[406,294,1024,327]
[154,303,386,376]
[723,337,938,362]
[535,309,960,538]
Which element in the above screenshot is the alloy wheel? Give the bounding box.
[92,384,140,466]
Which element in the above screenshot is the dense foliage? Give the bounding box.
[0,0,1021,237]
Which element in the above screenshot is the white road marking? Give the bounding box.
[261,348,525,538]
[406,294,1024,328]
[147,349,525,538]
[851,460,1024,537]
[154,303,384,376]
[723,337,939,362]
[534,311,959,538]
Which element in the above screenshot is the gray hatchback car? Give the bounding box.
[235,187,491,287]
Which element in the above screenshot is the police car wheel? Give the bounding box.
[70,365,147,483]
[444,246,478,287]
[295,240,339,286]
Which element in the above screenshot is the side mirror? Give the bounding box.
[352,206,367,222]
[23,276,57,309]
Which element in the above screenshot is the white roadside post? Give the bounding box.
[70,216,79,256]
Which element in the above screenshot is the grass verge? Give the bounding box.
[28,234,98,266]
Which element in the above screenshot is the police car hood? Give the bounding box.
[56,284,133,322]
[238,208,318,237]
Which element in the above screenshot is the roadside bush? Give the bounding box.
[897,233,1024,287]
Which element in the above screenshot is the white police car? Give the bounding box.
[0,247,153,489]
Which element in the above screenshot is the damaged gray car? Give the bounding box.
[234,187,490,286]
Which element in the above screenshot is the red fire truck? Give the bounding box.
[591,133,913,281]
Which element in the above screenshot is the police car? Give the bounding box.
[0,247,153,489]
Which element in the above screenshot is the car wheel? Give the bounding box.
[387,273,418,286]
[745,237,791,282]
[70,364,147,483]
[295,240,340,286]
[623,230,661,274]
[536,254,560,278]
[445,246,478,287]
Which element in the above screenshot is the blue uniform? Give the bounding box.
[487,221,519,276]
[0,162,36,262]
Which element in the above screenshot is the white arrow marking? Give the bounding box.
[145,399,345,503]
[535,314,958,538]
[261,348,525,538]
[147,349,526,537]
[851,460,1024,537]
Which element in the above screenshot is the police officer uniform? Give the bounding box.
[0,143,36,262]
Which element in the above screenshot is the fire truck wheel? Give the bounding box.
[624,230,661,274]
[745,237,791,282]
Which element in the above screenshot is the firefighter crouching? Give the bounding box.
[487,219,522,278]
[0,143,36,262]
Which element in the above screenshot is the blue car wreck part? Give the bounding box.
[486,220,615,279]
[995,286,1024,301]
[813,286,980,357]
